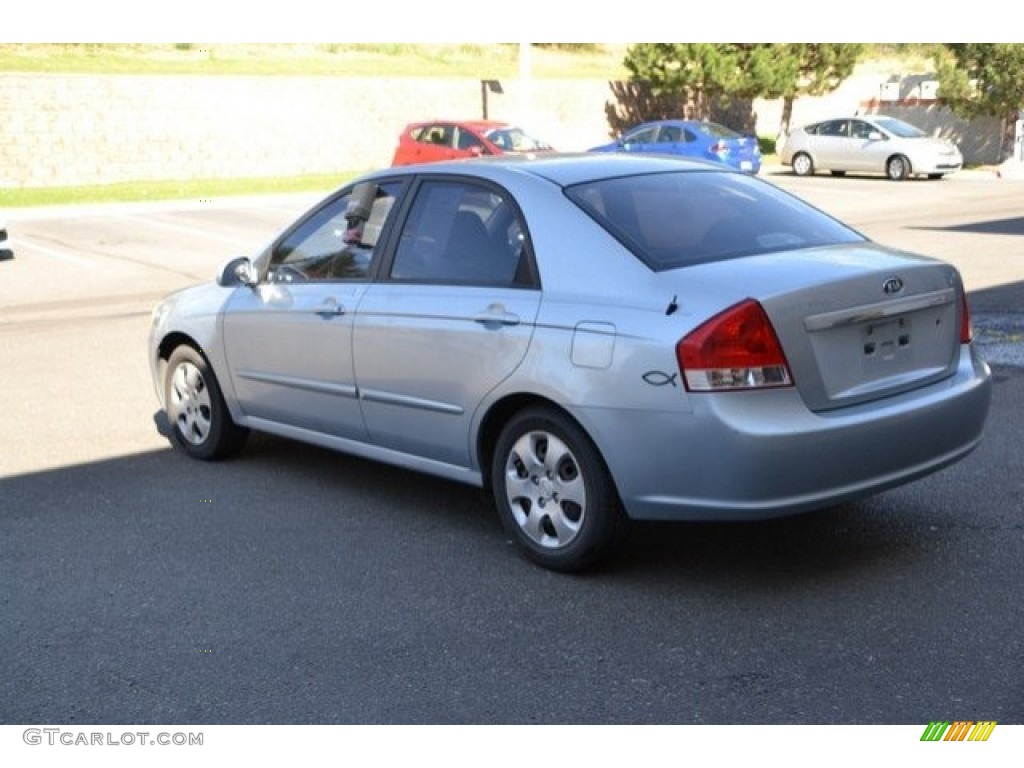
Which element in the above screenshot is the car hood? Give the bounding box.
[898,136,960,154]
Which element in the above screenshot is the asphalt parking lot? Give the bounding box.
[1,169,1022,726]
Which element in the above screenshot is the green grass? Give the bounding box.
[0,43,629,79]
[0,172,364,208]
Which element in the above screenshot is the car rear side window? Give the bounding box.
[565,171,864,270]
[390,179,532,286]
[819,120,849,137]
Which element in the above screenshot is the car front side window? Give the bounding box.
[850,120,875,139]
[624,127,658,145]
[268,181,401,282]
[456,127,486,151]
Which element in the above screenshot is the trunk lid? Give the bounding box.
[666,243,964,412]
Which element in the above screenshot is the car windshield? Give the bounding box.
[565,170,865,270]
[873,117,928,139]
[484,126,551,152]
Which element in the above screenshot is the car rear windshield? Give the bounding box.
[564,170,865,270]
[701,122,742,139]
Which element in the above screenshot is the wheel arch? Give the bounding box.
[154,332,204,406]
[157,330,203,362]
[481,392,628,571]
[476,393,614,495]
[162,341,249,460]
[154,331,244,426]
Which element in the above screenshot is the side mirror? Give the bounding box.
[468,145,484,157]
[867,131,884,141]
[217,256,257,287]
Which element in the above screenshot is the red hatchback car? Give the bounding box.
[391,120,554,166]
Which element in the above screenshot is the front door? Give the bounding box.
[222,180,402,439]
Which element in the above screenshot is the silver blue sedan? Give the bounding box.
[149,154,991,571]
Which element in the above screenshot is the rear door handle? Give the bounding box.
[473,304,520,327]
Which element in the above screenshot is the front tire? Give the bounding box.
[791,152,814,177]
[164,345,248,460]
[886,154,910,181]
[491,407,623,572]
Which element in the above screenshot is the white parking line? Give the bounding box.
[13,237,94,266]
[114,212,258,247]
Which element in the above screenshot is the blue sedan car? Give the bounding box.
[590,119,762,173]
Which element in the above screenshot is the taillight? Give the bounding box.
[677,299,793,391]
[959,289,972,343]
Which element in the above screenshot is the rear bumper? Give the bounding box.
[585,344,992,521]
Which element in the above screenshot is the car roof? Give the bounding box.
[363,152,734,188]
[807,116,885,123]
[637,119,724,128]
[406,119,511,130]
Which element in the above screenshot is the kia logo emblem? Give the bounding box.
[883,277,904,295]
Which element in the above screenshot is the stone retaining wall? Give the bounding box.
[0,72,1003,189]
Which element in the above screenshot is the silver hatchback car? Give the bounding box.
[781,115,963,180]
[149,154,991,571]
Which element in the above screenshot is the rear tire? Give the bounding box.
[164,345,248,460]
[792,152,814,177]
[491,407,623,572]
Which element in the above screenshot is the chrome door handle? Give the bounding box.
[473,304,520,327]
[314,299,346,317]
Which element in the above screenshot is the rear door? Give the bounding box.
[813,119,854,169]
[352,176,541,468]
